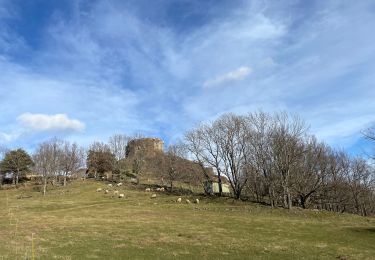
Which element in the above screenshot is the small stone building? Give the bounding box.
[204,176,231,195]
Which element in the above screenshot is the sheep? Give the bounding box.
[118,194,125,198]
[104,189,109,194]
[186,199,191,204]
[113,190,119,195]
[160,187,165,192]
[96,188,103,192]
[155,188,161,191]
[145,188,151,192]
[116,182,123,187]
[195,199,200,204]
[176,197,182,203]
[108,184,113,187]
[151,194,157,198]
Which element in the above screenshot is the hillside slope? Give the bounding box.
[0,180,374,259]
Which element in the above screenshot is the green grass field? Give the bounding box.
[0,180,374,259]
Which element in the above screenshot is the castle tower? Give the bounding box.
[126,138,164,158]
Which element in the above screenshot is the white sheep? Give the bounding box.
[104,189,109,194]
[116,183,123,187]
[151,194,157,198]
[176,197,182,203]
[145,188,151,192]
[186,199,191,204]
[96,188,102,192]
[113,190,119,195]
[160,187,165,192]
[108,184,113,187]
[195,199,200,204]
[119,194,124,198]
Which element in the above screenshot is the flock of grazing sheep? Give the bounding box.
[96,183,125,198]
[96,183,200,204]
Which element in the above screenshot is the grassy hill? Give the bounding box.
[0,180,374,259]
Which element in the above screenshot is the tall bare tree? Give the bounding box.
[154,144,187,191]
[60,141,85,186]
[245,111,277,206]
[347,158,374,215]
[293,137,329,208]
[109,134,130,161]
[215,114,250,199]
[184,128,212,184]
[270,112,308,209]
[185,124,225,195]
[33,139,62,196]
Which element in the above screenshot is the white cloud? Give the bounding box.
[17,113,85,132]
[203,66,252,88]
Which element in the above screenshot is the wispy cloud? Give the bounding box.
[0,0,374,153]
[203,66,252,88]
[0,132,19,143]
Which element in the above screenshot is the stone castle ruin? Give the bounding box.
[126,138,164,159]
[125,137,230,194]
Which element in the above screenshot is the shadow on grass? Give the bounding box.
[348,227,375,234]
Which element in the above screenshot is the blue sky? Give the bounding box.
[0,0,374,155]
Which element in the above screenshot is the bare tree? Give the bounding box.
[215,114,250,200]
[155,144,187,192]
[321,151,356,212]
[362,127,375,142]
[245,111,277,206]
[109,134,130,161]
[33,139,62,196]
[293,137,329,208]
[60,141,85,186]
[347,158,374,215]
[269,112,308,209]
[131,153,146,185]
[185,123,225,195]
[184,128,212,184]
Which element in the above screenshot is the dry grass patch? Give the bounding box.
[0,180,374,259]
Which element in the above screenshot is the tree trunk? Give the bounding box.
[362,204,367,217]
[16,168,20,186]
[269,186,275,208]
[43,176,47,196]
[217,171,223,197]
[287,187,292,209]
[234,187,241,200]
[300,195,306,209]
[283,186,288,209]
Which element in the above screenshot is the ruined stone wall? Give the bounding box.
[126,138,164,158]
